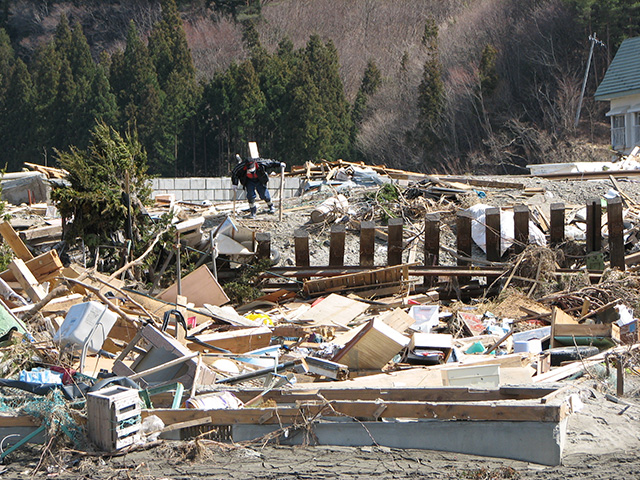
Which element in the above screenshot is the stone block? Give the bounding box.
[285,177,301,188]
[157,178,175,190]
[201,190,214,201]
[191,178,206,189]
[182,190,197,201]
[207,178,222,189]
[174,178,190,189]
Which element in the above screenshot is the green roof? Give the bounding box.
[595,36,640,101]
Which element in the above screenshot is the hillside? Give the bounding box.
[0,0,635,176]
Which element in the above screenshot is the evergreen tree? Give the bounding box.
[148,0,198,175]
[415,18,444,154]
[110,21,164,171]
[566,0,640,53]
[283,35,351,163]
[87,62,118,128]
[230,60,266,147]
[479,44,499,97]
[0,28,12,98]
[352,60,381,127]
[32,43,62,162]
[52,121,152,249]
[148,0,195,90]
[50,58,77,150]
[2,58,35,170]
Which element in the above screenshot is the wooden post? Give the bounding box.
[359,221,375,267]
[424,213,440,287]
[387,218,403,266]
[607,196,625,270]
[256,233,271,261]
[513,205,529,253]
[549,203,565,245]
[485,208,501,263]
[617,355,624,396]
[586,198,602,253]
[329,224,346,267]
[457,211,473,284]
[294,229,310,267]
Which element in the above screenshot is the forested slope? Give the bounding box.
[0,0,638,176]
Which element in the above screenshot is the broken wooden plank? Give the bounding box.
[0,250,63,284]
[18,224,62,243]
[0,221,33,261]
[8,258,46,302]
[144,401,566,425]
[188,326,272,354]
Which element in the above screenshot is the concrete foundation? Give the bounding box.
[233,418,567,466]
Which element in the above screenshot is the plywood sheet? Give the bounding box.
[159,265,229,307]
[379,308,415,333]
[299,294,369,330]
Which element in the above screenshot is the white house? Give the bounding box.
[595,36,640,154]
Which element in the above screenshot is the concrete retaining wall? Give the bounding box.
[150,176,303,203]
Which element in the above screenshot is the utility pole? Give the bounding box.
[575,33,605,129]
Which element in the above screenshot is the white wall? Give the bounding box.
[608,93,640,153]
[150,176,303,203]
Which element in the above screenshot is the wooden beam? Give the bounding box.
[329,224,346,267]
[549,203,565,245]
[424,213,440,288]
[145,401,565,425]
[513,205,529,253]
[294,229,310,267]
[359,221,375,268]
[586,198,602,253]
[457,211,473,284]
[228,386,559,404]
[0,222,33,261]
[607,196,625,270]
[387,218,403,266]
[8,258,46,302]
[485,208,501,263]
[256,232,271,261]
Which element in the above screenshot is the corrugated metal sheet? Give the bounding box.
[595,37,640,101]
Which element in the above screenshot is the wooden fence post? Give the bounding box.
[424,213,440,287]
[387,218,403,266]
[256,233,271,261]
[586,198,602,253]
[550,203,565,245]
[513,205,529,254]
[329,224,346,267]
[359,221,375,267]
[607,196,625,270]
[457,211,473,285]
[294,229,310,267]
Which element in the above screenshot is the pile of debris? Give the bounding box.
[2,160,640,471]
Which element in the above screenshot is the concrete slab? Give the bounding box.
[233,418,567,466]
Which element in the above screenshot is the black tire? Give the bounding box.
[548,346,600,366]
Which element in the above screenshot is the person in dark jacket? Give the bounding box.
[231,154,285,218]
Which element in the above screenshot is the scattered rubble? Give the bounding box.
[2,157,640,475]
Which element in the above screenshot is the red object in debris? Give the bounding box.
[187,316,197,328]
[407,299,421,305]
[311,297,325,308]
[50,366,76,385]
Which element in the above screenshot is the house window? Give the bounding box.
[612,115,626,150]
[635,112,640,148]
